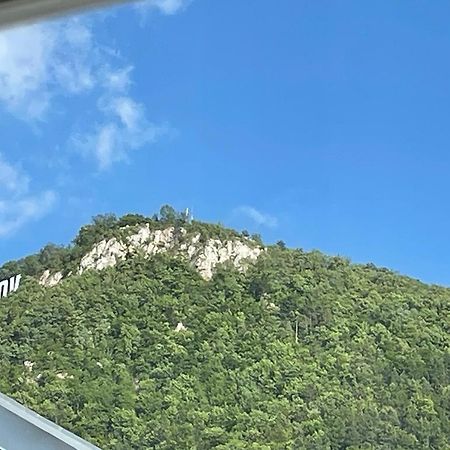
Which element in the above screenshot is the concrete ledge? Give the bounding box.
[0,392,101,450]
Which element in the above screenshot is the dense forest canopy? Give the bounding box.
[0,207,448,449]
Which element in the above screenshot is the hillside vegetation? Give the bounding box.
[0,207,448,449]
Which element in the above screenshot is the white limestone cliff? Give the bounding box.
[40,224,264,286]
[192,238,262,279]
[39,270,63,287]
[78,237,127,274]
[175,322,187,332]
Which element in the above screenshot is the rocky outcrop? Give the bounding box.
[41,224,264,285]
[78,238,127,274]
[23,361,34,372]
[174,322,187,332]
[39,270,63,287]
[127,226,178,254]
[192,238,262,279]
[56,372,74,380]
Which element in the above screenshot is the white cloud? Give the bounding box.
[0,191,56,236]
[0,18,143,121]
[74,95,168,169]
[0,24,54,119]
[109,96,144,129]
[136,0,191,16]
[0,19,101,119]
[103,66,133,91]
[235,206,278,228]
[0,15,169,169]
[0,3,193,233]
[0,155,29,195]
[0,155,56,236]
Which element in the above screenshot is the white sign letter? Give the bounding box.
[0,280,8,298]
[9,274,21,293]
[0,274,21,298]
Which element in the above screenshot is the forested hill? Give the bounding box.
[0,207,449,449]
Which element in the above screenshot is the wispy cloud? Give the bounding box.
[0,2,192,237]
[74,95,169,169]
[68,31,171,170]
[0,19,101,120]
[0,15,170,170]
[103,65,133,92]
[0,154,56,236]
[0,157,30,195]
[135,0,191,16]
[235,206,278,228]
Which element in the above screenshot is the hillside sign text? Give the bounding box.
[0,274,21,298]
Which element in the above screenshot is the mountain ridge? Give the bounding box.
[0,206,428,289]
[0,207,448,449]
[0,207,263,284]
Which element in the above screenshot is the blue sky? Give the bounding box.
[1,0,450,285]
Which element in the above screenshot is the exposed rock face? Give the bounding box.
[23,361,34,372]
[39,270,63,287]
[127,226,178,254]
[41,224,263,285]
[78,238,127,274]
[56,372,74,380]
[193,239,262,279]
[175,322,187,332]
